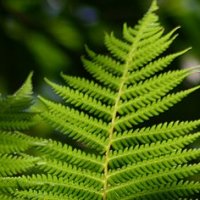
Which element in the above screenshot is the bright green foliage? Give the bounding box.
[0,0,200,199]
[0,154,39,177]
[0,72,36,131]
[0,73,42,199]
[0,73,40,182]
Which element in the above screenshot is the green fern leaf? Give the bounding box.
[0,72,36,131]
[0,131,44,154]
[0,194,15,200]
[1,0,200,199]
[35,139,104,172]
[38,0,199,199]
[0,73,41,199]
[0,154,39,177]
[16,190,76,200]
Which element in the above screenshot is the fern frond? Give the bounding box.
[109,132,200,168]
[122,1,158,43]
[38,159,103,189]
[37,0,200,199]
[85,46,123,76]
[61,73,116,104]
[35,139,104,172]
[0,131,36,153]
[129,27,178,70]
[108,149,200,184]
[2,0,200,199]
[118,71,192,115]
[40,111,107,152]
[123,69,191,99]
[0,120,36,131]
[0,154,39,177]
[115,86,200,130]
[0,194,14,200]
[82,57,121,90]
[14,72,33,98]
[0,72,36,131]
[45,78,112,120]
[108,164,200,198]
[105,32,131,60]
[16,189,76,200]
[121,181,200,200]
[112,120,200,149]
[39,96,109,137]
[0,175,102,200]
[127,48,191,84]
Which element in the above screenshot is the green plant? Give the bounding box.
[0,0,200,199]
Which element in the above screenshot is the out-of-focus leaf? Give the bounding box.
[48,20,83,50]
[26,33,69,73]
[3,0,41,12]
[160,0,200,56]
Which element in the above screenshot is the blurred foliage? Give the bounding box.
[0,0,199,121]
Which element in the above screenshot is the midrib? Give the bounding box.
[102,35,143,199]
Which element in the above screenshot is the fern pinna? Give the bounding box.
[0,73,40,192]
[0,0,200,199]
